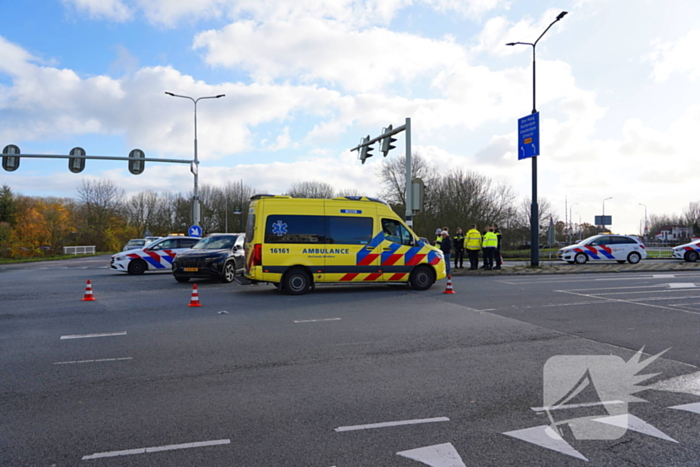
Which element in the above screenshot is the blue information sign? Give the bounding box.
[188,225,202,237]
[518,112,540,160]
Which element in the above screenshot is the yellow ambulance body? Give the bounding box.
[244,195,446,294]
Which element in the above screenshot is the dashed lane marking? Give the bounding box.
[60,332,127,340]
[54,357,133,365]
[335,417,450,432]
[294,318,341,323]
[81,439,231,460]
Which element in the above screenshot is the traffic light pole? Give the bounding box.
[350,117,414,226]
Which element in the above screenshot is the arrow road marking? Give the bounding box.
[592,414,677,443]
[503,425,588,461]
[397,443,466,467]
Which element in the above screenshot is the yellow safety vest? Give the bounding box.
[465,229,482,250]
[482,231,498,248]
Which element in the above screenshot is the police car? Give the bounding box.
[557,234,647,264]
[672,239,700,262]
[111,236,200,275]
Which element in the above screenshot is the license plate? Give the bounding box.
[184,267,198,272]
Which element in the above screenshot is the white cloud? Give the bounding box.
[647,29,700,82]
[61,0,132,21]
[193,18,466,93]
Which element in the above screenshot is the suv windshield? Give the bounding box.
[192,235,237,250]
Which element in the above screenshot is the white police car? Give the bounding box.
[557,235,647,264]
[672,239,700,262]
[111,236,200,275]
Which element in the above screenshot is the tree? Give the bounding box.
[683,201,700,236]
[75,179,126,250]
[376,153,439,208]
[286,181,336,199]
[0,185,17,225]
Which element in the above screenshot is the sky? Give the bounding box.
[1,0,699,235]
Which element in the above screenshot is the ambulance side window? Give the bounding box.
[265,215,326,243]
[381,219,413,246]
[327,217,373,245]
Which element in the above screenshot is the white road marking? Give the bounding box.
[294,318,341,323]
[531,400,624,412]
[81,439,231,460]
[335,417,449,432]
[397,442,466,467]
[54,357,133,365]
[654,274,676,278]
[555,290,700,316]
[592,414,677,443]
[669,402,700,414]
[503,425,588,461]
[60,332,127,340]
[668,283,696,288]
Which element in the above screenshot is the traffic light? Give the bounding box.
[411,178,424,213]
[2,145,20,172]
[68,147,86,173]
[381,125,396,157]
[359,136,374,164]
[128,149,145,175]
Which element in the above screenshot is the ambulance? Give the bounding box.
[244,195,446,294]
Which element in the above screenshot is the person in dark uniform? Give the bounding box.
[453,227,465,269]
[493,223,503,269]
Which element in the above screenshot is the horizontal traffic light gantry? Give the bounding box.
[1,144,191,174]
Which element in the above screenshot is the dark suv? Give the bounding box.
[172,233,245,283]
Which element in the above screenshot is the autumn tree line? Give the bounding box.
[2,154,698,259]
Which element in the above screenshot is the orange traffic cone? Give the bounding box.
[188,283,201,307]
[82,279,96,301]
[443,275,455,294]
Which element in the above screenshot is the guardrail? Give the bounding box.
[63,245,96,255]
[645,247,672,259]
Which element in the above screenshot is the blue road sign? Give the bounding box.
[188,225,203,237]
[518,112,540,160]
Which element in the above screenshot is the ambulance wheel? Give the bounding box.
[685,251,699,263]
[409,266,435,291]
[283,268,312,295]
[174,275,190,283]
[574,253,588,265]
[128,259,147,275]
[627,252,642,264]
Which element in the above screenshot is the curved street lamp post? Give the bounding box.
[507,11,568,266]
[165,92,225,227]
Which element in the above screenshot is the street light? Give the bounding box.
[639,203,648,239]
[507,10,568,266]
[602,197,612,233]
[568,202,578,242]
[575,211,582,240]
[165,92,225,227]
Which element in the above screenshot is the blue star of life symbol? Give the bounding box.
[272,220,288,236]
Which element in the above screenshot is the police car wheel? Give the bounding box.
[221,262,236,283]
[174,275,190,283]
[685,251,699,263]
[283,268,311,295]
[627,252,641,264]
[409,266,435,291]
[574,253,588,265]
[127,259,147,275]
[617,260,626,264]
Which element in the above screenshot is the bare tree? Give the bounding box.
[376,152,439,208]
[209,181,256,233]
[286,181,336,199]
[75,179,125,249]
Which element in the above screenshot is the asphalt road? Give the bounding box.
[2,256,700,466]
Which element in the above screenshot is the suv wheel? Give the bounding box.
[221,262,236,283]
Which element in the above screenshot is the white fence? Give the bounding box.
[63,245,96,255]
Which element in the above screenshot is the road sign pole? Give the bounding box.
[405,117,412,228]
